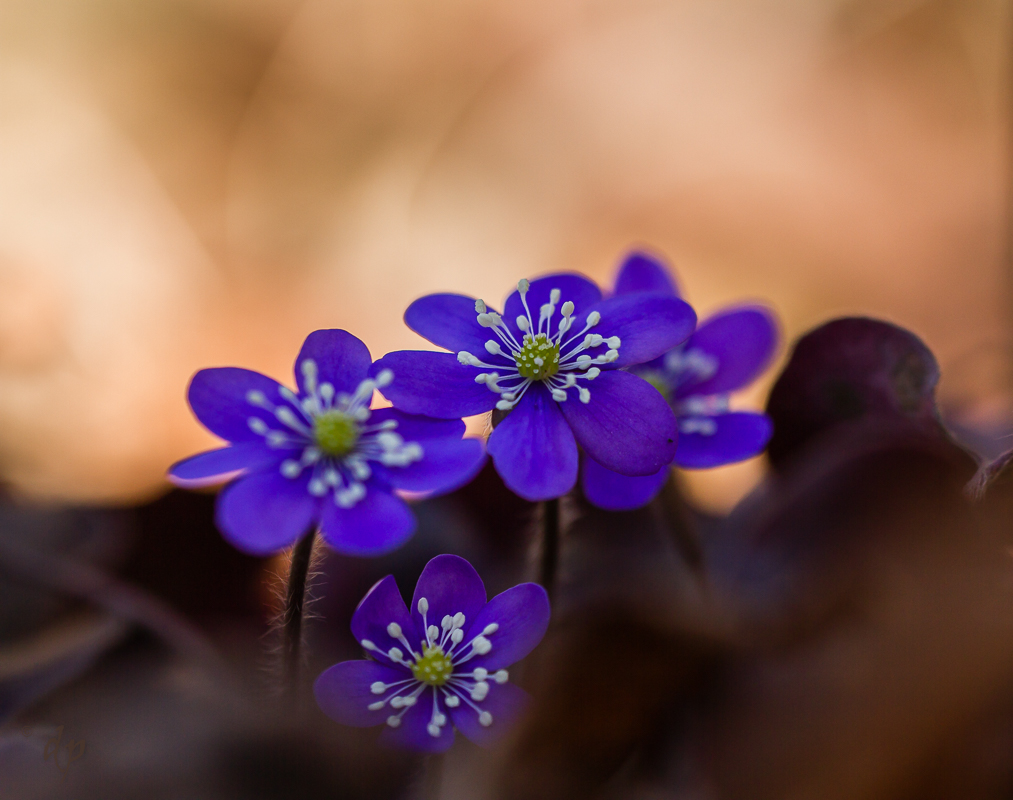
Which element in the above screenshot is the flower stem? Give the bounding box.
[537,498,560,598]
[282,528,316,695]
[422,753,443,800]
[659,473,706,578]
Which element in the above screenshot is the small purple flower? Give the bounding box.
[168,330,486,556]
[374,274,697,501]
[314,554,550,752]
[583,252,779,511]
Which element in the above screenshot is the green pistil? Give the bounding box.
[640,371,672,404]
[515,333,560,380]
[412,645,453,687]
[313,410,359,456]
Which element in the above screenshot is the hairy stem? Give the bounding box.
[537,498,560,599]
[423,753,444,800]
[282,528,317,694]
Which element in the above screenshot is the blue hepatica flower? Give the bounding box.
[314,554,550,753]
[582,252,778,511]
[168,330,486,556]
[373,274,697,501]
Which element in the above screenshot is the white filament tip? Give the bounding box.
[549,288,560,304]
[370,681,386,694]
[475,299,487,314]
[493,670,509,684]
[518,278,530,294]
[418,597,429,614]
[386,716,401,728]
[387,622,402,638]
[478,712,493,727]
[588,311,601,326]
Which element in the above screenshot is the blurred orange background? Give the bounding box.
[0,0,1008,509]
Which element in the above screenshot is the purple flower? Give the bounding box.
[373,274,696,501]
[583,252,778,511]
[314,554,550,752]
[168,330,486,556]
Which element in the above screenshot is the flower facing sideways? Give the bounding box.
[374,274,697,501]
[314,555,550,752]
[168,329,486,555]
[582,252,778,510]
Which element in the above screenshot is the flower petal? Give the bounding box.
[411,555,487,645]
[350,574,420,665]
[379,687,455,753]
[367,408,465,441]
[294,329,372,395]
[559,370,677,476]
[462,583,550,672]
[405,293,503,356]
[676,306,778,397]
[613,251,680,297]
[581,456,669,510]
[384,437,487,495]
[447,681,530,748]
[581,294,697,369]
[503,273,602,337]
[674,411,773,468]
[314,660,413,727]
[167,442,281,488]
[487,384,578,501]
[215,469,319,555]
[371,351,496,419]
[319,486,416,556]
[187,367,295,443]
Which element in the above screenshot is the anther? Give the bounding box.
[549,288,560,304]
[386,716,401,728]
[587,311,601,326]
[478,712,493,727]
[482,623,499,635]
[473,668,488,681]
[493,670,509,684]
[387,622,402,638]
[475,299,487,313]
[561,300,574,316]
[427,723,441,738]
[245,390,266,405]
[471,636,492,655]
[444,695,460,708]
[485,341,503,355]
[388,647,404,661]
[471,682,489,701]
[418,598,429,614]
[518,278,530,294]
[375,369,394,387]
[368,701,385,711]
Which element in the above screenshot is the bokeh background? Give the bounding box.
[0,0,1008,510]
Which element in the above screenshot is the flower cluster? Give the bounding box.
[582,253,777,510]
[314,555,549,752]
[375,273,697,500]
[169,329,485,555]
[168,247,779,754]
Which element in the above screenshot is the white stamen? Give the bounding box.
[280,460,301,478]
[248,417,269,434]
[375,369,394,387]
[471,682,489,701]
[482,623,499,635]
[386,716,401,728]
[485,341,503,356]
[371,682,387,694]
[493,670,509,684]
[516,315,530,332]
[388,647,403,661]
[368,701,385,711]
[444,695,460,708]
[475,299,487,313]
[473,668,488,681]
[470,636,492,655]
[479,712,493,727]
[418,598,429,615]
[387,622,402,638]
[427,723,441,738]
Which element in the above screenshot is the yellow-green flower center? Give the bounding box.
[411,645,453,686]
[640,371,672,404]
[313,410,360,457]
[515,333,560,380]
